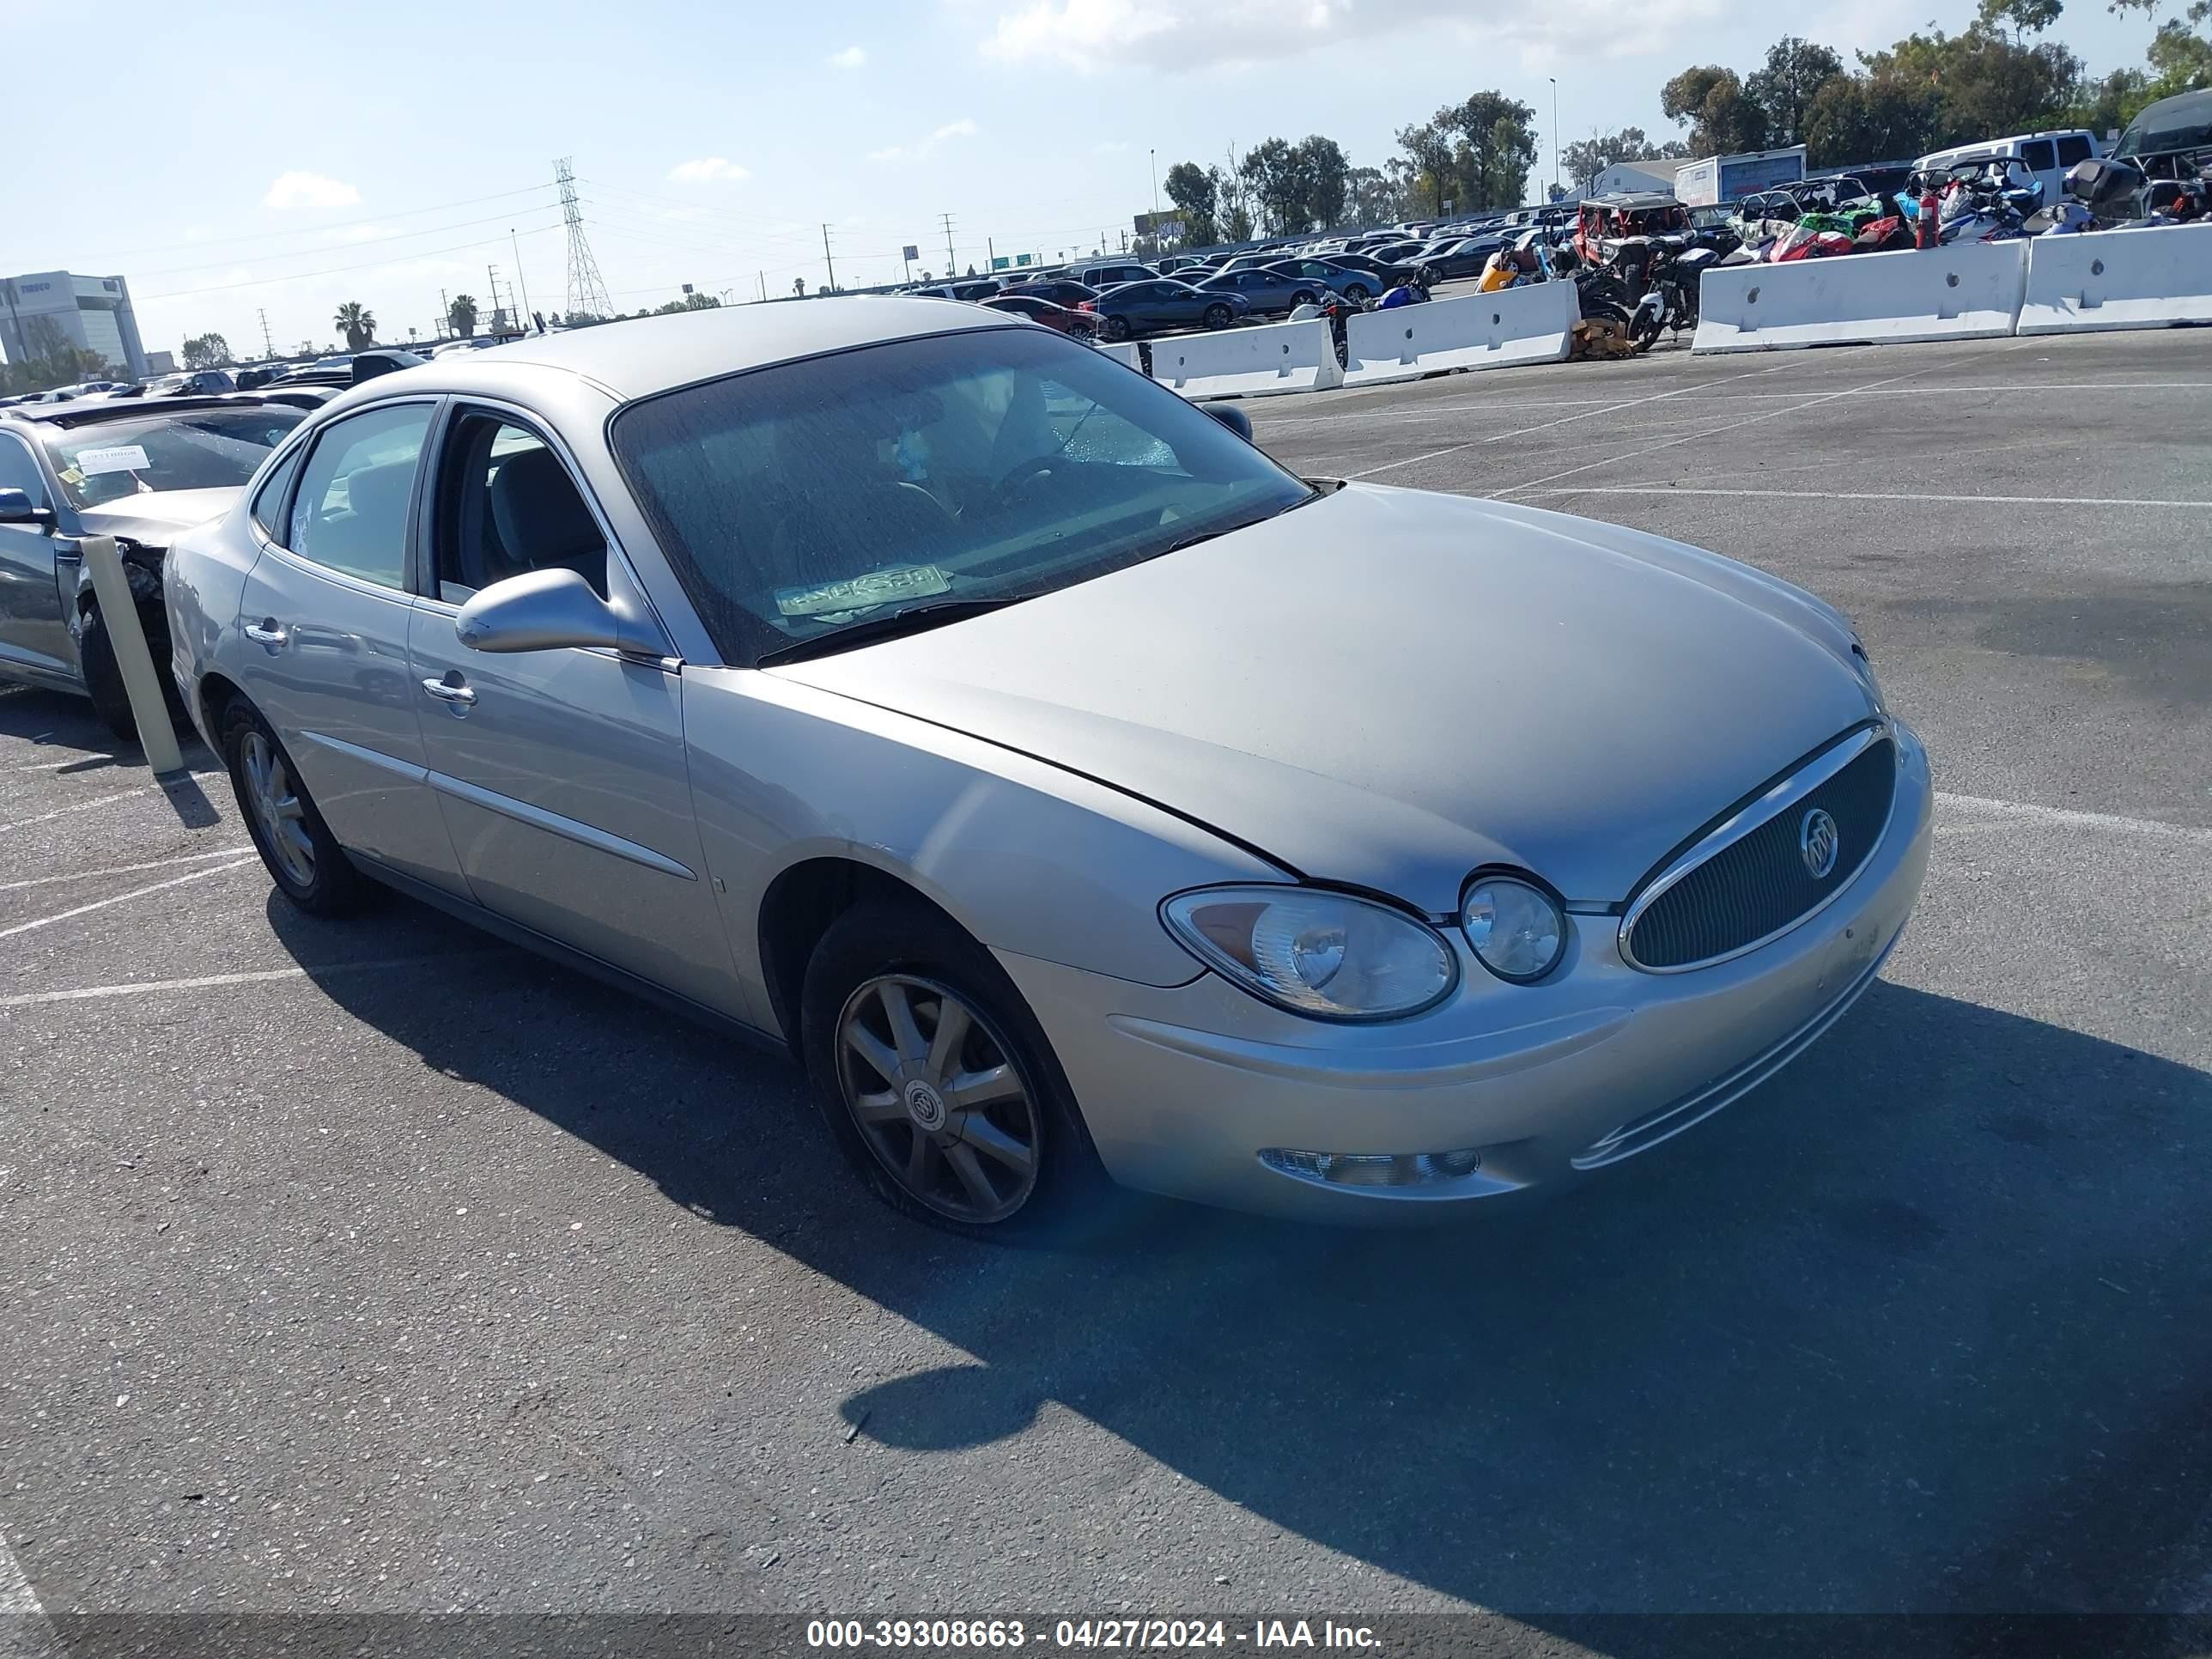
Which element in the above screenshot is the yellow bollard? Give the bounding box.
[78,535,184,775]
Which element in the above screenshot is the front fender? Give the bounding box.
[678,666,1287,1007]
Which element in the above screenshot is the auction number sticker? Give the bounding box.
[775,563,951,619]
[73,445,151,477]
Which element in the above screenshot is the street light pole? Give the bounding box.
[1151,147,1159,219]
[1549,77,1560,197]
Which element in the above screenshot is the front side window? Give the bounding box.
[0,434,48,506]
[36,408,304,511]
[430,411,607,603]
[285,402,433,590]
[611,325,1313,665]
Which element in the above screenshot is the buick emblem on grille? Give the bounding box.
[1800,808,1841,879]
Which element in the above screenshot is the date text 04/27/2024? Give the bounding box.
[805,1619,1382,1650]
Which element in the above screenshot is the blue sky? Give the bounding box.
[7,0,2160,361]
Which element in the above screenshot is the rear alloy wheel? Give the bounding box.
[1202,303,1233,330]
[1344,283,1370,302]
[222,701,370,915]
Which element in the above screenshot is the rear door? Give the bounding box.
[404,403,741,1017]
[235,397,468,896]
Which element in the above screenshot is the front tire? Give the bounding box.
[76,605,138,741]
[221,701,371,915]
[1344,283,1370,302]
[1202,303,1233,330]
[800,899,1107,1238]
[1102,314,1132,343]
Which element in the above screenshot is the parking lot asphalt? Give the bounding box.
[3,331,2209,1646]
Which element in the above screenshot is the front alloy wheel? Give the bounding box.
[836,975,1040,1224]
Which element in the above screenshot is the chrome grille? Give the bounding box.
[1621,732,1897,972]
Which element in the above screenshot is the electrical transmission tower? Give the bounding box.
[556,157,614,320]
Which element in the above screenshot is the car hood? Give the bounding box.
[77,487,240,545]
[775,483,1879,911]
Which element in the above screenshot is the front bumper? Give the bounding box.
[995,720,1933,1222]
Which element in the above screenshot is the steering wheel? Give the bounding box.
[994,451,1061,496]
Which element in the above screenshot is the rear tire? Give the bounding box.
[1344,283,1370,302]
[800,899,1109,1240]
[221,700,372,916]
[1102,315,1132,343]
[1202,303,1233,330]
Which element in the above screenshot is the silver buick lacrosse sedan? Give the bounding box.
[166,299,1930,1234]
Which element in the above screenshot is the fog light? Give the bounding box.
[1259,1147,1484,1188]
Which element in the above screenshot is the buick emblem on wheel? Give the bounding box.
[1801,808,1841,879]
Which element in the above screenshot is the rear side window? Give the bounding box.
[2020,140,2056,172]
[2057,135,2092,166]
[286,403,434,590]
[251,444,305,539]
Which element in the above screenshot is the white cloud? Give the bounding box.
[667,156,750,183]
[866,118,980,163]
[829,44,866,67]
[980,0,1720,71]
[263,171,362,209]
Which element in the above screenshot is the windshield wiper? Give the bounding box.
[753,597,1028,668]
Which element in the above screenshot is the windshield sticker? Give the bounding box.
[74,445,151,477]
[775,564,952,619]
[58,466,85,486]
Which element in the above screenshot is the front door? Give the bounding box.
[235,398,468,898]
[0,430,73,679]
[406,405,741,1018]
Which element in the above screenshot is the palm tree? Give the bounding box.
[447,294,478,339]
[333,301,376,351]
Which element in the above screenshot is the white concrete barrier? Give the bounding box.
[1340,284,1578,386]
[1097,339,1146,370]
[2019,224,2212,334]
[1692,240,2027,353]
[1146,319,1342,398]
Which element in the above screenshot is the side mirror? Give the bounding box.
[1200,402,1253,443]
[454,568,623,653]
[0,487,52,526]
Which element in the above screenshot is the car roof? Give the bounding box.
[316,298,1017,408]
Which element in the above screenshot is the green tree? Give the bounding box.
[1164,160,1218,245]
[1662,65,1770,153]
[1978,0,2064,40]
[1344,165,1405,226]
[1443,92,1540,210]
[1238,137,1300,233]
[2070,64,2154,131]
[446,294,478,338]
[1864,24,2083,149]
[1747,37,1846,146]
[1394,119,1455,215]
[1803,70,1943,165]
[332,301,376,351]
[653,292,722,314]
[180,332,234,371]
[1297,135,1351,227]
[2143,15,2212,94]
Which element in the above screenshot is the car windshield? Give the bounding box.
[2117,93,2212,156]
[38,407,306,510]
[610,325,1315,665]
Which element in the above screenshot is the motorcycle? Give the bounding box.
[1918,161,2043,244]
[1626,233,1720,347]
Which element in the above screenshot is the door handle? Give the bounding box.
[421,675,477,708]
[244,620,288,647]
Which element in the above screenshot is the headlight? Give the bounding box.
[1162,887,1459,1022]
[1460,875,1566,983]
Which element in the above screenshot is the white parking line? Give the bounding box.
[1936,791,2212,846]
[0,1534,60,1659]
[1343,359,1819,479]
[0,789,150,835]
[0,859,254,942]
[0,847,255,894]
[1528,486,2212,509]
[0,953,489,1009]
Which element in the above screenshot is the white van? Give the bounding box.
[1915,130,2103,210]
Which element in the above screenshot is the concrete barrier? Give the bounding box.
[1340,284,1578,386]
[1146,319,1342,398]
[1692,240,2027,353]
[1097,339,1146,370]
[2019,224,2212,335]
